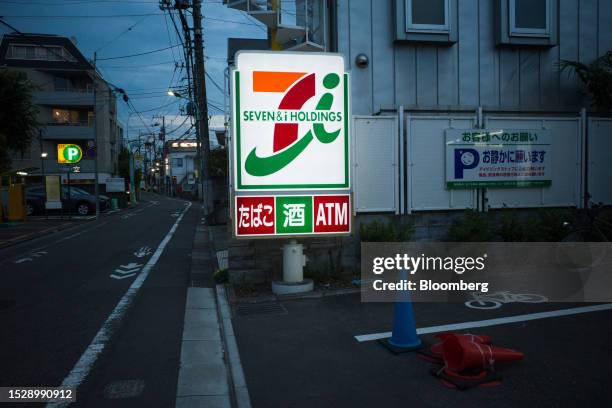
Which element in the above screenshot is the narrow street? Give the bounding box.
[0,193,198,406]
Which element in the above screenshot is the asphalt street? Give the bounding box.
[0,192,198,407]
[233,294,612,408]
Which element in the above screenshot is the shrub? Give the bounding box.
[447,210,493,242]
[496,211,525,242]
[213,268,228,283]
[524,209,574,242]
[359,218,414,242]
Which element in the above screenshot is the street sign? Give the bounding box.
[57,144,83,164]
[105,177,125,193]
[231,51,349,191]
[445,129,552,189]
[235,194,351,237]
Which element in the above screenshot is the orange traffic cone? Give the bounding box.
[442,333,523,373]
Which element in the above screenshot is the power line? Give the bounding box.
[95,10,158,52]
[205,71,226,95]
[1,13,166,18]
[96,44,182,61]
[99,60,178,69]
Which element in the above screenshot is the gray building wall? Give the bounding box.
[338,0,612,115]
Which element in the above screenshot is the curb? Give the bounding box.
[216,284,252,408]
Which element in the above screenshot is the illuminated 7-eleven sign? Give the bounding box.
[231,51,349,190]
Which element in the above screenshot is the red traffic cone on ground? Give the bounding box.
[430,333,491,356]
[419,333,491,363]
[442,333,523,373]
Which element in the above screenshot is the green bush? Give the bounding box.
[496,211,525,242]
[447,210,493,242]
[524,209,574,242]
[213,268,228,283]
[359,218,414,242]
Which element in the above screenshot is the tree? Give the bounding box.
[0,69,39,172]
[560,51,612,111]
[118,146,130,180]
[209,147,227,176]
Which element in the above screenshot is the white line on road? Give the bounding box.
[48,201,192,408]
[354,303,612,343]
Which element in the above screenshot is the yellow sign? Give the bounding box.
[57,144,83,164]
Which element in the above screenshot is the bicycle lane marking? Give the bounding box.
[354,303,612,342]
[46,201,192,408]
[464,291,548,310]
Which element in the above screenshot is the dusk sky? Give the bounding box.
[0,0,265,140]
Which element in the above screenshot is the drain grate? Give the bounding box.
[236,302,287,317]
[0,299,15,311]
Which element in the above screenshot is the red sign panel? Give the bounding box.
[234,194,351,237]
[235,196,275,236]
[313,195,350,233]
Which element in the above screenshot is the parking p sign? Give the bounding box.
[57,144,83,164]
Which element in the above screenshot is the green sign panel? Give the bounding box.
[275,196,312,234]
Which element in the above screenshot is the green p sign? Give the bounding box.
[57,144,83,164]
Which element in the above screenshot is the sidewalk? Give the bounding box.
[176,212,250,407]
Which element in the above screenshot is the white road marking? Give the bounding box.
[13,251,47,264]
[110,262,143,279]
[110,273,137,280]
[134,246,152,258]
[119,262,142,269]
[113,268,140,275]
[48,201,192,408]
[354,303,612,343]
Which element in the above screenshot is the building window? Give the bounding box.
[406,0,449,32]
[7,44,76,61]
[52,108,88,125]
[510,0,550,36]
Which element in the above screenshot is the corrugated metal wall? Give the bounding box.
[337,0,612,115]
[588,119,612,205]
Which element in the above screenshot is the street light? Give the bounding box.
[41,152,48,158]
[167,89,183,98]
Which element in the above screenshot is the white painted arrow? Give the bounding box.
[114,268,140,275]
[110,273,137,280]
[119,263,142,269]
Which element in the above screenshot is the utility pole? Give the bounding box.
[192,0,213,217]
[93,52,100,218]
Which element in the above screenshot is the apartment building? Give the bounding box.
[226,0,612,215]
[0,33,122,189]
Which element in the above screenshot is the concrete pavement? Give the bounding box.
[232,294,612,408]
[0,193,196,406]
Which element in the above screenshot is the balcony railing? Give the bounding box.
[34,90,95,106]
[225,0,326,51]
[42,123,94,140]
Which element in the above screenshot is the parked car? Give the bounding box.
[26,185,108,216]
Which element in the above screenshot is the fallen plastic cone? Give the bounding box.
[430,333,491,356]
[442,334,523,373]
